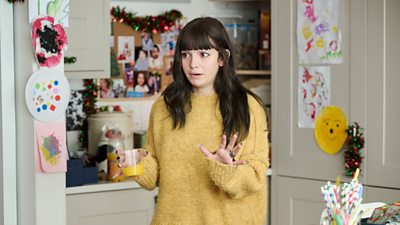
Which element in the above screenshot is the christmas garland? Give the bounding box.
[78,79,98,149]
[344,122,365,177]
[110,6,183,33]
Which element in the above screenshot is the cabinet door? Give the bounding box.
[272,0,352,181]
[365,186,400,204]
[363,0,400,189]
[271,177,326,225]
[64,0,110,79]
[67,189,157,225]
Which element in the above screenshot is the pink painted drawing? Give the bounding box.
[298,66,330,128]
[36,122,67,173]
[297,0,342,64]
[32,16,68,68]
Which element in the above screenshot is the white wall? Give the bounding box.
[0,2,17,225]
[14,3,66,225]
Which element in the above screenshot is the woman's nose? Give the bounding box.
[190,54,199,69]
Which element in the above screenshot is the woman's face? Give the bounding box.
[148,78,154,86]
[100,79,108,90]
[151,48,159,58]
[137,73,145,85]
[181,48,223,95]
[139,50,146,59]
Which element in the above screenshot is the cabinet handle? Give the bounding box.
[64,56,77,64]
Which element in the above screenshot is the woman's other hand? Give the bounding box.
[199,133,246,165]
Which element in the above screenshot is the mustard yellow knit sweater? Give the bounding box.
[134,93,269,225]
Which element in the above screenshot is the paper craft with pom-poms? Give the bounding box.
[31,16,68,68]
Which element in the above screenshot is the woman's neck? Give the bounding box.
[192,87,215,96]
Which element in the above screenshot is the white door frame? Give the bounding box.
[0,1,17,225]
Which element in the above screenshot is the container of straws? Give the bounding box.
[321,169,363,225]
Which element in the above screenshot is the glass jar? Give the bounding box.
[107,136,126,182]
[95,125,127,182]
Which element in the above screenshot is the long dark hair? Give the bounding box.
[163,17,263,142]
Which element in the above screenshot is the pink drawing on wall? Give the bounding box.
[297,0,342,64]
[35,121,67,173]
[298,66,331,128]
[31,16,68,68]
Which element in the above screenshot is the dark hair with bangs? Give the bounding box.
[162,17,264,142]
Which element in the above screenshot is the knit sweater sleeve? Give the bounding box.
[133,100,160,190]
[205,97,269,199]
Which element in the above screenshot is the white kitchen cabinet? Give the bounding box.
[66,182,157,225]
[64,0,110,79]
[364,0,400,189]
[271,0,400,224]
[365,186,400,204]
[272,176,327,225]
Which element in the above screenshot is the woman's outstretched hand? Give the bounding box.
[198,133,246,165]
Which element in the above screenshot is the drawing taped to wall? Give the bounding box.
[298,66,330,128]
[29,0,70,26]
[297,0,342,64]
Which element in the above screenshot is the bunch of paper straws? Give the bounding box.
[321,169,363,225]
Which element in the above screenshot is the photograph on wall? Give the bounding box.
[124,63,135,86]
[162,55,174,91]
[134,47,149,71]
[140,30,154,54]
[298,66,330,128]
[111,79,126,98]
[297,0,342,64]
[148,70,162,96]
[134,71,149,93]
[160,30,179,57]
[99,79,115,98]
[66,90,85,131]
[149,45,164,69]
[118,36,135,64]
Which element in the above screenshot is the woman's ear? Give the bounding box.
[225,49,231,58]
[219,49,231,67]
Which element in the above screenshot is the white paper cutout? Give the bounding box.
[25,69,70,123]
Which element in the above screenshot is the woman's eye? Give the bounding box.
[200,52,210,57]
[181,52,190,58]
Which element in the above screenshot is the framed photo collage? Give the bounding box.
[99,21,178,100]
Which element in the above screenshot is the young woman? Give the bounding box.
[134,71,149,93]
[99,79,114,98]
[134,17,269,225]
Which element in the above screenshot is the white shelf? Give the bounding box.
[66,178,142,195]
[236,70,271,76]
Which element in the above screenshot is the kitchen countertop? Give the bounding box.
[66,178,142,195]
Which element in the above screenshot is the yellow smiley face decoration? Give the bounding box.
[314,106,348,155]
